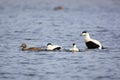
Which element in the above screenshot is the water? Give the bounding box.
[0,0,120,80]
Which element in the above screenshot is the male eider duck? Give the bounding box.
[20,43,41,52]
[46,43,62,51]
[70,43,79,52]
[81,31,104,49]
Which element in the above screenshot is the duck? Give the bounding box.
[54,6,63,11]
[46,43,62,51]
[80,31,104,49]
[69,43,79,52]
[20,43,41,52]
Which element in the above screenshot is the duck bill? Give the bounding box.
[80,34,83,36]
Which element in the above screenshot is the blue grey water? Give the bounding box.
[0,0,120,80]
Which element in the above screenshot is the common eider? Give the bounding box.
[46,43,62,51]
[20,43,41,51]
[81,31,104,49]
[70,43,79,52]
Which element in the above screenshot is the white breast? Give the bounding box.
[70,48,79,52]
[70,45,79,52]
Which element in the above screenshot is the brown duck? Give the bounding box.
[20,43,41,52]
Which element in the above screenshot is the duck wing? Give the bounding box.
[86,41,100,49]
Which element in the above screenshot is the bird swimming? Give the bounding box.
[20,43,41,52]
[46,43,62,51]
[69,43,79,52]
[81,31,104,49]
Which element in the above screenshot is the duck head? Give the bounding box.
[80,31,88,36]
[20,43,27,48]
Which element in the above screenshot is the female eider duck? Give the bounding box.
[81,31,104,49]
[20,43,41,52]
[70,43,79,52]
[46,43,62,51]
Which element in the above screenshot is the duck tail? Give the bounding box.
[102,46,106,49]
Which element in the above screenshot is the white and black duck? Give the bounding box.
[69,43,79,52]
[81,31,104,49]
[46,43,62,51]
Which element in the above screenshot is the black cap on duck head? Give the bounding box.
[82,31,87,33]
[73,43,76,46]
[47,43,52,46]
[80,31,88,36]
